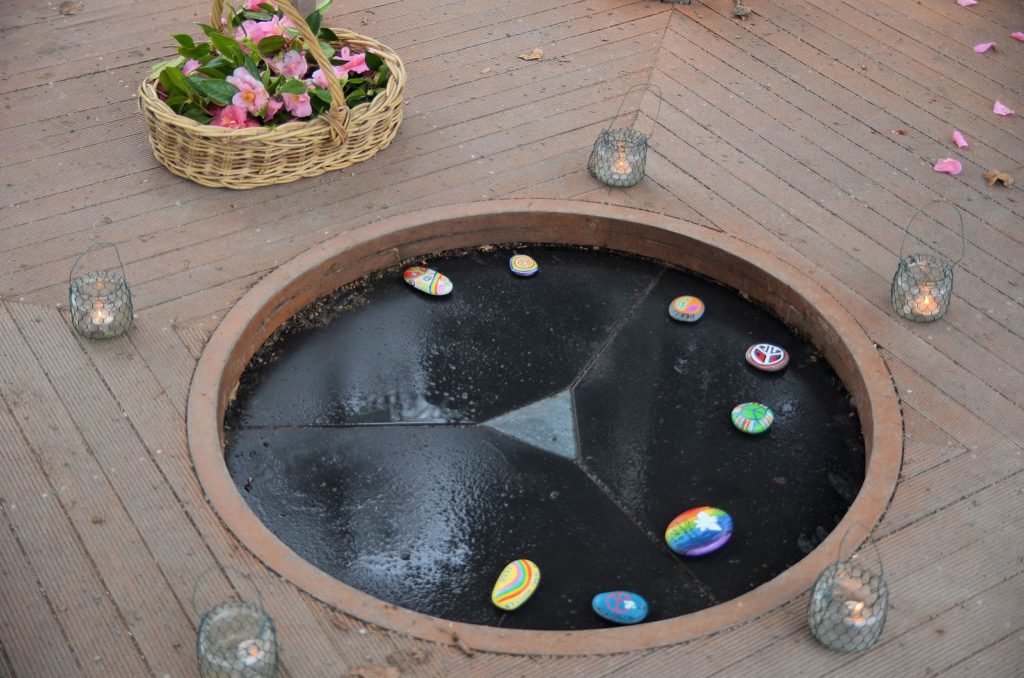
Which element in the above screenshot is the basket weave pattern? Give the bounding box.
[138,0,405,189]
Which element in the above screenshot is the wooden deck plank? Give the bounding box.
[0,507,85,678]
[937,630,1024,678]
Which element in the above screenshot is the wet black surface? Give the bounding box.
[225,246,865,629]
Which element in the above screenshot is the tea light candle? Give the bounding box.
[612,146,632,175]
[236,639,265,666]
[843,600,869,628]
[911,284,938,317]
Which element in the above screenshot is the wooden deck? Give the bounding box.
[1,0,1023,675]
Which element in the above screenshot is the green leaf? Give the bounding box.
[179,43,211,60]
[316,0,333,13]
[160,65,192,97]
[305,10,321,36]
[197,23,220,39]
[165,94,188,108]
[318,41,335,59]
[364,51,384,72]
[209,32,246,65]
[345,87,366,106]
[278,79,308,95]
[242,9,272,20]
[173,34,195,48]
[256,36,286,56]
[319,27,337,41]
[199,55,233,76]
[190,77,238,106]
[181,106,213,124]
[149,56,185,80]
[257,3,276,12]
[311,87,332,104]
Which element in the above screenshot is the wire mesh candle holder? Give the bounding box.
[588,84,662,188]
[808,535,889,653]
[68,242,134,340]
[890,200,964,323]
[194,569,279,678]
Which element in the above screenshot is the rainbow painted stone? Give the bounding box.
[668,295,705,322]
[491,559,540,611]
[592,591,649,625]
[745,343,790,372]
[665,507,733,556]
[731,402,775,434]
[403,266,453,296]
[509,254,539,277]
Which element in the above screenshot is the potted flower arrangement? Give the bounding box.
[138,0,405,189]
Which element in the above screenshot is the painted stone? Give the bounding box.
[509,254,539,277]
[592,591,649,625]
[731,402,775,434]
[491,559,540,611]
[668,295,705,322]
[665,507,733,556]
[745,343,789,372]
[403,266,452,296]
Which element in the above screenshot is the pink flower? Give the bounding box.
[952,130,969,149]
[933,158,963,175]
[310,65,348,89]
[994,100,1015,116]
[245,0,275,8]
[337,46,370,75]
[226,67,270,116]
[270,50,308,79]
[1012,32,1024,42]
[957,0,976,6]
[210,104,260,128]
[235,16,294,44]
[973,42,996,53]
[282,91,312,118]
[264,97,283,120]
[182,59,201,76]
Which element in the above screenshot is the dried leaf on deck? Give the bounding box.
[983,169,1014,187]
[518,47,543,61]
[59,0,84,14]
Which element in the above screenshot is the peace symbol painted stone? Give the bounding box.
[403,266,452,296]
[509,254,539,277]
[731,402,775,434]
[491,559,540,611]
[668,295,705,322]
[665,507,733,556]
[592,591,649,625]
[745,343,789,372]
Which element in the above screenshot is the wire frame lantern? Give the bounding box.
[68,242,133,339]
[890,200,964,322]
[588,84,663,188]
[808,534,889,653]
[194,569,279,678]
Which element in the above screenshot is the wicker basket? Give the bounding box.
[138,0,405,189]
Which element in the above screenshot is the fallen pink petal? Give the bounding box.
[993,100,1016,116]
[952,130,969,148]
[933,158,963,175]
[973,42,996,53]
[957,0,977,5]
[1012,32,1024,42]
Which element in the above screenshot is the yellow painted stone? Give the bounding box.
[491,559,540,611]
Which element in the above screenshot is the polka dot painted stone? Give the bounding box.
[592,591,649,625]
[509,254,539,277]
[491,559,540,611]
[745,343,790,372]
[668,295,705,322]
[403,266,452,296]
[731,402,775,434]
[665,507,733,556]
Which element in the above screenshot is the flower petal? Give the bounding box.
[957,0,977,5]
[1012,32,1024,42]
[973,42,996,52]
[994,100,1016,116]
[934,158,963,175]
[952,130,969,148]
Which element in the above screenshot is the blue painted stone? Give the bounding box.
[591,591,649,625]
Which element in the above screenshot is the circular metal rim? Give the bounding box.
[187,199,902,656]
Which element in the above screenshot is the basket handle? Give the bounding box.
[605,84,663,139]
[69,242,127,289]
[211,0,349,144]
[898,199,965,265]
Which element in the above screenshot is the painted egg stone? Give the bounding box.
[491,559,540,611]
[745,343,789,372]
[509,254,539,277]
[731,402,775,434]
[403,266,453,296]
[668,295,705,322]
[592,591,649,625]
[665,507,733,556]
